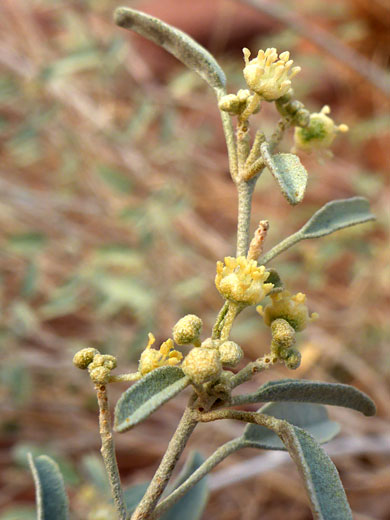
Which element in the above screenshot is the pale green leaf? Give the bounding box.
[301,197,375,238]
[279,424,352,519]
[114,366,189,432]
[161,452,209,520]
[28,454,69,520]
[82,454,110,497]
[242,402,339,450]
[261,143,308,205]
[124,482,149,513]
[260,197,375,264]
[114,7,226,94]
[233,379,376,416]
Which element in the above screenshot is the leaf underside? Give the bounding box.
[28,454,69,520]
[243,379,376,416]
[279,425,353,519]
[114,7,226,93]
[114,366,189,432]
[266,152,308,205]
[242,401,339,450]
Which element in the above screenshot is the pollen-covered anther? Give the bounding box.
[215,256,273,305]
[172,314,203,345]
[293,105,349,152]
[182,348,222,385]
[243,47,300,102]
[138,333,183,376]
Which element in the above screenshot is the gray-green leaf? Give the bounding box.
[260,197,375,264]
[114,7,226,94]
[28,454,69,520]
[161,452,209,520]
[232,379,376,416]
[261,143,308,205]
[242,402,339,450]
[279,424,353,519]
[124,482,149,513]
[114,366,190,432]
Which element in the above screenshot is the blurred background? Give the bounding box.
[0,0,389,518]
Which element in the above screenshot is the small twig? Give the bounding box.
[95,384,127,520]
[131,405,198,520]
[218,95,239,182]
[212,301,230,340]
[258,229,301,265]
[230,353,276,388]
[220,301,240,341]
[236,177,257,257]
[108,372,141,383]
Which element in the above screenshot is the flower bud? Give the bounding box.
[89,366,111,384]
[285,349,301,370]
[73,348,100,370]
[258,290,317,332]
[172,314,203,345]
[270,318,296,348]
[182,348,222,385]
[218,341,243,367]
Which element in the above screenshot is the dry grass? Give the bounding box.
[0,0,389,518]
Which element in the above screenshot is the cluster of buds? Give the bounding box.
[243,48,301,102]
[258,290,318,332]
[293,105,348,152]
[73,348,117,384]
[218,89,260,116]
[270,318,301,370]
[215,256,273,306]
[138,333,183,376]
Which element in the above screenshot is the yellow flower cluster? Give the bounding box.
[215,256,273,305]
[294,105,348,152]
[258,290,318,332]
[243,48,301,102]
[138,333,183,376]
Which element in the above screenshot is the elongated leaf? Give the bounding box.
[114,7,226,94]
[259,197,375,264]
[233,379,376,416]
[28,454,69,520]
[261,143,307,205]
[279,424,353,519]
[242,402,339,450]
[161,452,209,520]
[114,366,190,432]
[301,197,375,238]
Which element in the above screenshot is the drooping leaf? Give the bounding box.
[114,366,190,432]
[242,402,339,450]
[161,452,209,520]
[233,379,376,416]
[124,482,149,513]
[260,197,375,264]
[261,143,308,205]
[279,424,353,519]
[28,454,69,520]
[300,197,375,238]
[114,7,226,94]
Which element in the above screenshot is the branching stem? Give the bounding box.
[236,178,257,257]
[95,384,127,520]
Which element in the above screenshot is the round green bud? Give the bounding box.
[218,341,243,367]
[73,348,100,370]
[172,314,203,345]
[182,348,222,385]
[271,318,296,348]
[285,350,301,370]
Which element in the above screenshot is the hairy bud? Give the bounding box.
[285,349,302,370]
[218,341,243,367]
[182,348,222,385]
[172,314,203,345]
[73,348,100,370]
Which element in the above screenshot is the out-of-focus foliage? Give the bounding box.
[0,0,389,518]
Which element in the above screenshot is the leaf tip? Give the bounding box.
[114,7,133,28]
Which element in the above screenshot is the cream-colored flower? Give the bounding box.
[243,48,301,101]
[215,256,273,305]
[293,105,348,151]
[257,290,318,332]
[138,333,183,376]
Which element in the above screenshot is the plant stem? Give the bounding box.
[131,406,198,520]
[197,409,281,432]
[220,301,240,341]
[258,230,301,265]
[212,301,229,340]
[236,178,256,257]
[95,384,127,520]
[109,373,141,383]
[229,354,276,389]
[151,438,242,519]
[218,104,238,182]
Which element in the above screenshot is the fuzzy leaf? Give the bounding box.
[261,145,308,205]
[28,454,69,520]
[300,197,375,238]
[242,402,339,450]
[279,424,353,519]
[234,379,376,416]
[114,7,226,94]
[161,452,209,520]
[114,366,190,432]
